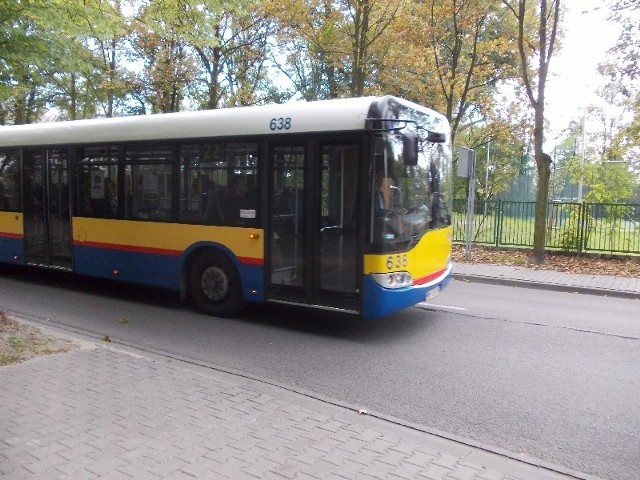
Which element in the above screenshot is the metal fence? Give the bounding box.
[452,200,640,255]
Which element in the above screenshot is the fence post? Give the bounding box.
[452,199,639,255]
[495,199,501,246]
[578,202,586,253]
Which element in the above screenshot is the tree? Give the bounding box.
[551,100,639,204]
[390,0,521,145]
[80,1,132,117]
[0,0,65,123]
[271,0,402,100]
[502,0,561,263]
[343,0,402,96]
[606,0,640,85]
[550,125,580,200]
[193,2,278,108]
[379,1,529,210]
[54,0,133,119]
[613,94,640,178]
[139,0,277,110]
[129,0,212,113]
[130,4,196,113]
[601,0,640,180]
[0,0,134,123]
[270,0,348,100]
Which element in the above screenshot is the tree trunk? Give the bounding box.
[504,0,560,264]
[70,73,77,121]
[107,37,117,118]
[207,46,222,109]
[14,93,25,125]
[351,0,369,97]
[532,149,551,263]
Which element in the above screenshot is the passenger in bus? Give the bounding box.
[203,185,223,224]
[130,175,147,219]
[221,174,256,226]
[0,177,9,210]
[103,177,117,216]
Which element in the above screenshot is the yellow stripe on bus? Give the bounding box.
[0,212,23,237]
[363,226,452,279]
[72,217,265,261]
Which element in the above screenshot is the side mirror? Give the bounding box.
[403,131,419,166]
[427,130,446,143]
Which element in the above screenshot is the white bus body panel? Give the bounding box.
[0,96,448,147]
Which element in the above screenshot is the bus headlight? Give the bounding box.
[371,272,413,289]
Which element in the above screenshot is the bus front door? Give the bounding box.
[267,141,361,313]
[22,149,72,269]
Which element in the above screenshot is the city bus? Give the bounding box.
[0,96,452,318]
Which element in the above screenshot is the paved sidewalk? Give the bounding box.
[2,335,583,480]
[453,262,640,299]
[3,263,633,480]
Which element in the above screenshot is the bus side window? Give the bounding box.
[224,142,259,226]
[178,145,203,223]
[180,141,259,226]
[220,174,255,226]
[77,146,119,219]
[125,144,174,222]
[203,186,225,224]
[0,150,21,212]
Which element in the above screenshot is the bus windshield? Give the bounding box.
[370,130,452,248]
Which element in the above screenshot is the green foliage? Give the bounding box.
[405,0,521,140]
[606,0,640,84]
[270,0,403,101]
[582,161,635,203]
[552,105,639,204]
[0,0,133,122]
[558,210,584,252]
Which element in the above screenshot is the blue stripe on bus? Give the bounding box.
[238,263,264,302]
[73,244,265,302]
[74,245,183,289]
[361,272,452,318]
[0,237,24,265]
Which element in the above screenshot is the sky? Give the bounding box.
[545,0,622,145]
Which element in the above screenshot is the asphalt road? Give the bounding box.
[1,266,638,480]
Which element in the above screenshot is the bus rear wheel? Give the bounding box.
[189,251,244,317]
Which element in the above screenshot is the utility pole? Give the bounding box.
[484,140,490,215]
[458,147,476,260]
[578,106,586,201]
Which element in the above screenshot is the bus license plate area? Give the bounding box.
[425,286,440,301]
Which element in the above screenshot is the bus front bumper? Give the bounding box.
[361,264,452,318]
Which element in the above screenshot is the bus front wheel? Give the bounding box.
[189,251,244,317]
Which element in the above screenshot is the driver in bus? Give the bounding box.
[374,168,393,212]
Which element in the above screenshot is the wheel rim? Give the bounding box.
[200,265,229,302]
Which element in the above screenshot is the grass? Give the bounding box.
[452,211,640,254]
[0,310,76,366]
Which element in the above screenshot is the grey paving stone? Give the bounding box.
[0,340,581,480]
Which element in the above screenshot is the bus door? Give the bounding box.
[267,141,361,312]
[22,149,72,269]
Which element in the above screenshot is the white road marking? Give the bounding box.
[417,302,467,312]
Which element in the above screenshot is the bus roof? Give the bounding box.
[0,96,449,148]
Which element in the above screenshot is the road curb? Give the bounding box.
[452,273,640,300]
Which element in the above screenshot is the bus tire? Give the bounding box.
[189,250,244,317]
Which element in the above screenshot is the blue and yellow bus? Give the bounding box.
[0,96,452,318]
